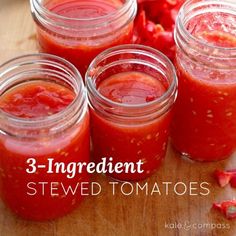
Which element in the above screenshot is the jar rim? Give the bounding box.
[86,44,178,122]
[176,0,236,54]
[0,53,86,136]
[86,44,177,109]
[31,0,136,28]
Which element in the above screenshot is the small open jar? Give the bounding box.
[0,54,90,220]
[171,0,236,161]
[30,0,137,76]
[86,45,178,181]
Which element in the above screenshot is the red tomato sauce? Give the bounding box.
[36,0,134,76]
[0,81,90,220]
[98,72,166,104]
[171,13,236,161]
[90,72,172,181]
[0,81,75,118]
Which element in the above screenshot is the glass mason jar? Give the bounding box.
[171,0,236,161]
[0,54,90,220]
[30,0,137,77]
[86,44,178,181]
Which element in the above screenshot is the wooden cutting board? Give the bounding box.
[0,0,236,235]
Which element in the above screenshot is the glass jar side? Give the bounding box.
[30,0,137,74]
[86,44,178,181]
[0,54,90,220]
[172,0,236,161]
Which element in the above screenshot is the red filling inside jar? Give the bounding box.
[90,71,173,181]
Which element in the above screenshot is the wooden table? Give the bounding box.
[0,0,236,235]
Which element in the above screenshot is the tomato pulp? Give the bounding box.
[35,0,134,76]
[0,81,90,220]
[171,12,236,161]
[90,72,172,181]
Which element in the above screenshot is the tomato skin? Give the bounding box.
[214,169,236,188]
[153,31,175,60]
[133,0,185,61]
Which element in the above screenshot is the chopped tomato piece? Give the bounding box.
[214,169,236,188]
[133,0,185,61]
[213,200,236,220]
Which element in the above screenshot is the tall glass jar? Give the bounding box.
[171,0,236,161]
[86,45,178,181]
[30,0,137,76]
[0,54,90,220]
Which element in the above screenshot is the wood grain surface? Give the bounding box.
[0,0,236,235]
